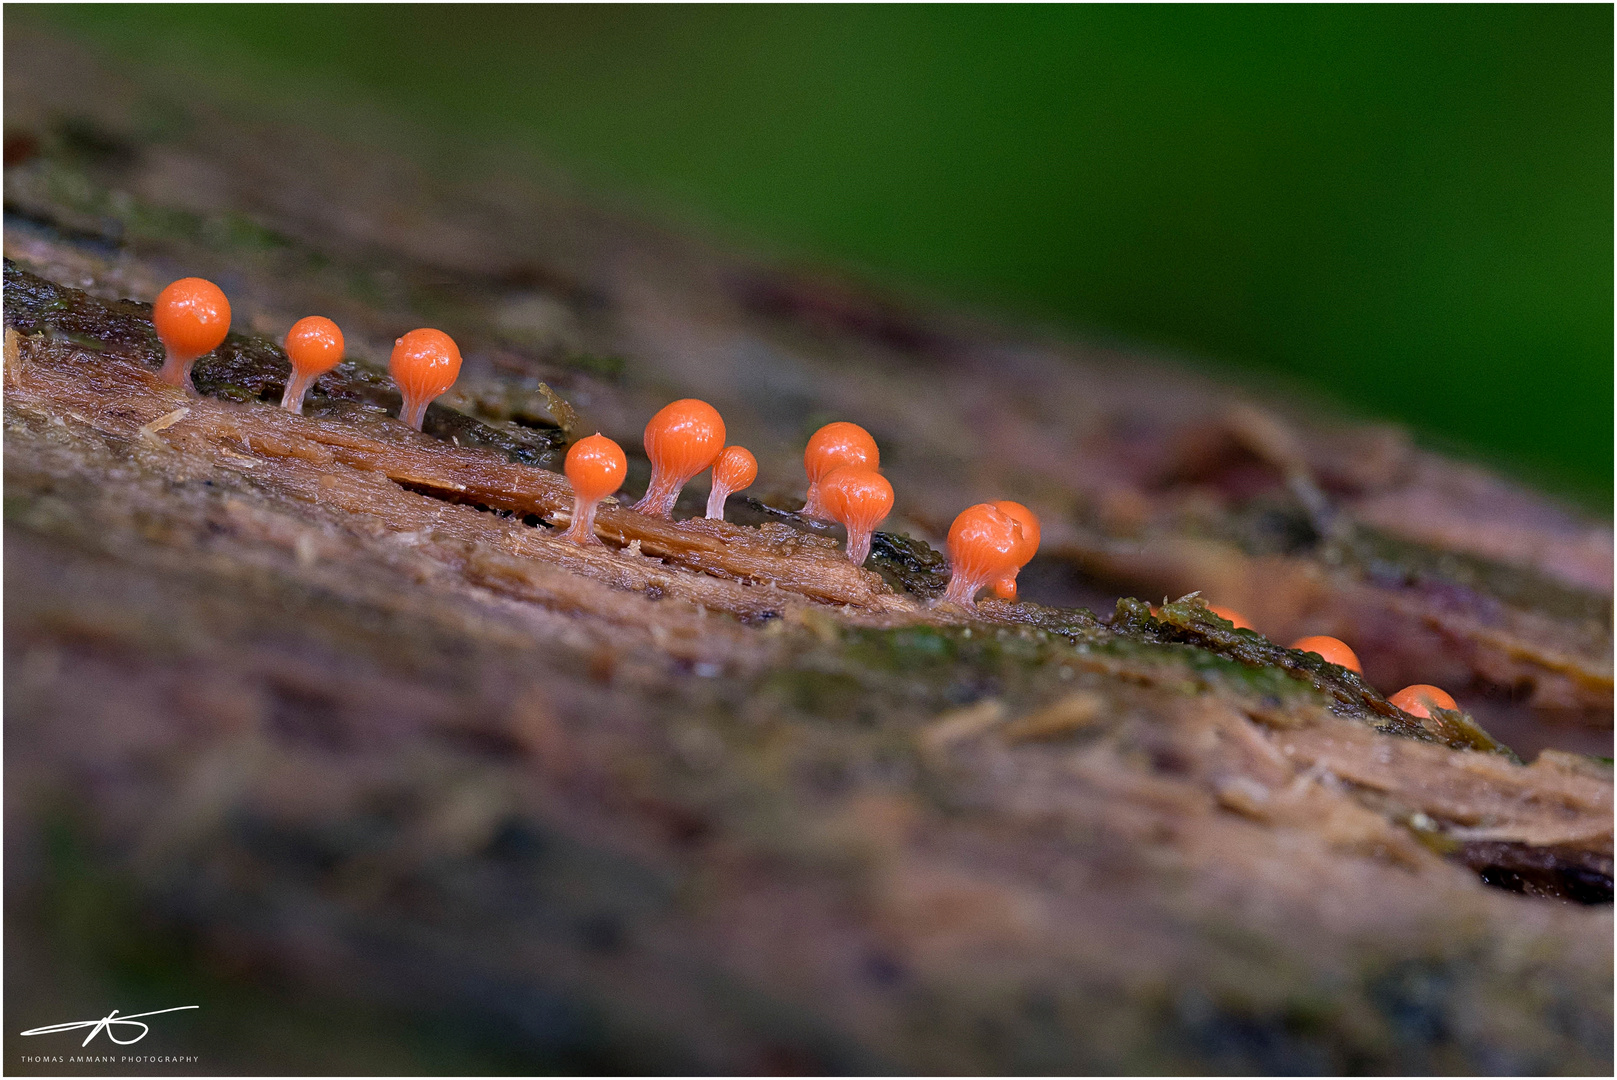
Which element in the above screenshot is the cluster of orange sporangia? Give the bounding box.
[565,406,1041,605]
[154,278,1467,712]
[153,277,456,428]
[1182,606,1460,720]
[149,277,1039,605]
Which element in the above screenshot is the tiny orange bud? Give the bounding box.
[706,445,758,521]
[944,503,1023,605]
[1208,605,1254,631]
[989,500,1041,600]
[819,466,893,565]
[1290,635,1361,674]
[802,422,878,518]
[390,328,462,430]
[633,399,726,517]
[280,316,344,414]
[561,433,627,545]
[152,277,231,390]
[1389,684,1458,719]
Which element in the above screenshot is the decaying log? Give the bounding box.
[4,22,1610,1074]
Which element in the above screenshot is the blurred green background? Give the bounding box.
[36,5,1616,505]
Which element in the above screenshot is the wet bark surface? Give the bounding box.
[5,23,1611,1074]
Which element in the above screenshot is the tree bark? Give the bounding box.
[4,22,1610,1075]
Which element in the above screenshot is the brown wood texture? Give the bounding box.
[5,24,1611,1074]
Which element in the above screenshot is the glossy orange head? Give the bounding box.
[1389,684,1457,719]
[561,433,627,545]
[944,503,1023,605]
[390,328,462,430]
[705,445,758,520]
[633,398,726,517]
[566,433,628,501]
[805,422,878,483]
[989,500,1041,599]
[1290,635,1361,674]
[1208,605,1255,631]
[280,315,344,413]
[152,277,231,389]
[819,466,893,565]
[801,422,879,517]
